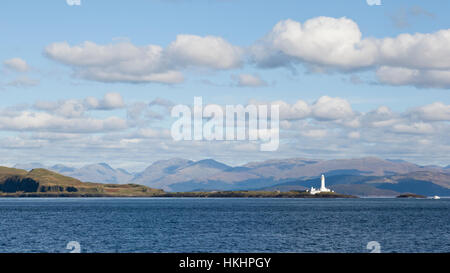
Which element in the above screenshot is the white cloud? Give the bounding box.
[0,111,127,133]
[232,74,268,87]
[272,99,311,120]
[34,93,126,119]
[251,17,450,88]
[149,97,174,109]
[410,102,450,121]
[45,41,183,84]
[85,92,125,110]
[367,0,381,6]
[45,35,242,84]
[3,58,29,72]
[391,122,435,135]
[255,17,450,72]
[167,34,242,70]
[376,66,450,88]
[251,17,378,70]
[311,96,354,121]
[135,128,171,139]
[360,106,399,128]
[348,131,361,139]
[300,129,327,138]
[379,30,450,70]
[251,96,355,122]
[249,98,311,120]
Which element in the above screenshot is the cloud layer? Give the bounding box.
[44,16,450,89]
[0,93,449,168]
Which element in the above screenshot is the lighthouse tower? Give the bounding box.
[308,174,333,195]
[320,174,326,191]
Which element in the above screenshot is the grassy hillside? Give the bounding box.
[0,166,164,197]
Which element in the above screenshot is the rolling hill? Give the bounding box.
[0,167,163,197]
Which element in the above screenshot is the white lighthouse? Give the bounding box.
[320,174,327,191]
[308,174,333,195]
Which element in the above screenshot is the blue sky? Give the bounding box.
[0,0,449,170]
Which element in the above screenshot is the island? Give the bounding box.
[0,166,356,198]
[396,193,427,198]
[161,191,356,198]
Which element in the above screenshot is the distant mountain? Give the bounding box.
[50,163,133,184]
[50,164,76,174]
[240,157,428,178]
[386,171,450,189]
[13,163,46,171]
[132,157,439,192]
[131,158,231,191]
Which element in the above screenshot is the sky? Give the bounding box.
[0,0,449,171]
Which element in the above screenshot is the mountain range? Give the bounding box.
[13,157,450,196]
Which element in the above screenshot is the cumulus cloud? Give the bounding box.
[376,66,450,88]
[251,16,450,88]
[251,17,378,71]
[409,102,450,121]
[391,122,435,135]
[127,97,174,126]
[149,97,174,108]
[0,93,172,135]
[3,58,29,72]
[232,74,268,87]
[34,99,85,118]
[251,96,355,122]
[0,111,126,133]
[311,96,354,121]
[45,41,183,84]
[360,106,399,128]
[379,30,450,70]
[135,128,171,139]
[254,17,450,72]
[271,99,311,120]
[85,92,126,110]
[166,34,242,69]
[45,34,241,84]
[34,93,126,119]
[300,129,327,138]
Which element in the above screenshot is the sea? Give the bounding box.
[0,198,448,253]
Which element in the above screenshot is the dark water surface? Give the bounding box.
[0,198,448,253]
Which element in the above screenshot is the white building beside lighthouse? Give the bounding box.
[308,174,333,195]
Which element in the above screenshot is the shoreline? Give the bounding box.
[0,191,358,199]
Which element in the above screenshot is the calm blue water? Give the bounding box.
[0,198,448,253]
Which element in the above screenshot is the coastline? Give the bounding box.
[0,191,357,199]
